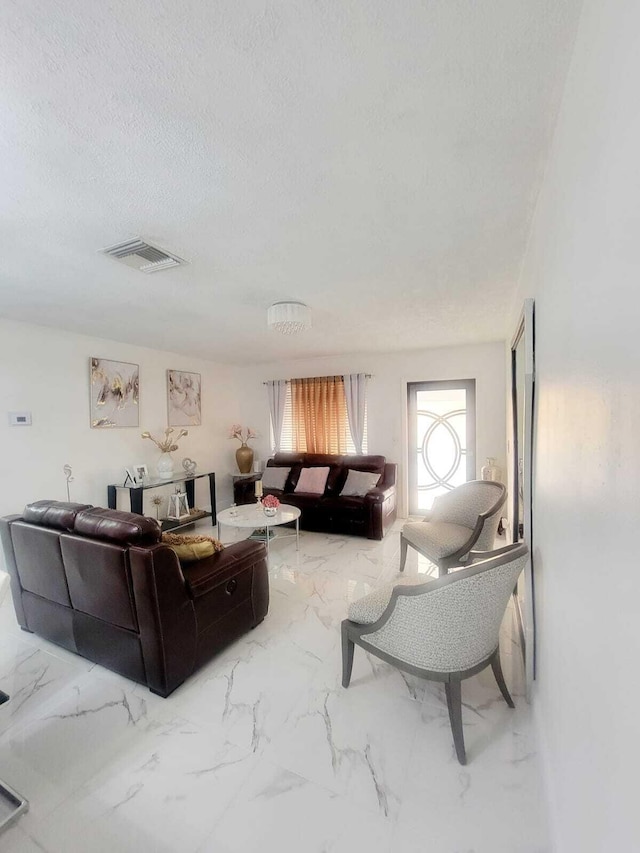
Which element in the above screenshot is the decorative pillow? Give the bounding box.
[261,466,291,491]
[162,532,224,562]
[340,469,381,497]
[294,466,330,495]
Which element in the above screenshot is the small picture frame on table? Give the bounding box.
[133,464,149,484]
[124,468,138,487]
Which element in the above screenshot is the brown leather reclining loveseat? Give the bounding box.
[0,501,269,697]
[262,453,397,540]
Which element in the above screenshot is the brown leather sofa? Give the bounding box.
[0,501,269,697]
[262,453,397,540]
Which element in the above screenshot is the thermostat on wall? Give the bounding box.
[8,412,32,426]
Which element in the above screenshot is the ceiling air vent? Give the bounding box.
[99,238,187,273]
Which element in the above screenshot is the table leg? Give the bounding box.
[130,487,144,515]
[208,473,217,524]
[266,524,270,557]
[296,517,299,550]
[185,479,195,512]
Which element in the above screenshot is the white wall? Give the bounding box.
[237,342,506,517]
[512,0,639,849]
[0,318,244,571]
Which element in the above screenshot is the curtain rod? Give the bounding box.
[263,374,372,385]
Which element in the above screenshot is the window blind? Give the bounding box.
[274,380,368,454]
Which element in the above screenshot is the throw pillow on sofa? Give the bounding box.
[294,466,330,494]
[340,469,381,497]
[261,466,291,491]
[162,532,224,562]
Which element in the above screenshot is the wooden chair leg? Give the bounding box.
[341,622,355,688]
[491,649,515,708]
[399,535,408,572]
[437,562,449,578]
[445,681,466,765]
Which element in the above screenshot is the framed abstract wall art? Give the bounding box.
[167,369,201,426]
[90,357,139,428]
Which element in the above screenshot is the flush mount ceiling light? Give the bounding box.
[267,301,311,335]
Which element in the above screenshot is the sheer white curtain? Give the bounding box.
[266,379,288,452]
[343,373,368,454]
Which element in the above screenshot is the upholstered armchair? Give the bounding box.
[342,543,528,764]
[400,480,507,576]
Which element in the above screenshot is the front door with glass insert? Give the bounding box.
[407,380,476,515]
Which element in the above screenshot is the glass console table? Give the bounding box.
[107,471,216,532]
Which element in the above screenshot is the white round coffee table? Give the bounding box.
[217,503,301,555]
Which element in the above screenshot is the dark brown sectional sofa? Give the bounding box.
[0,500,269,696]
[262,453,397,540]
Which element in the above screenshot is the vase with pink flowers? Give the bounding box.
[228,424,258,473]
[261,494,280,517]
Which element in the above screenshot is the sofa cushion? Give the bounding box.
[61,534,139,632]
[283,492,331,512]
[340,469,381,497]
[295,466,330,495]
[162,533,224,563]
[402,520,473,560]
[10,522,72,606]
[320,495,366,512]
[261,466,291,491]
[23,500,92,531]
[75,507,162,546]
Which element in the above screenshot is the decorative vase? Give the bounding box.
[157,452,174,480]
[263,506,277,517]
[481,457,501,482]
[236,443,254,474]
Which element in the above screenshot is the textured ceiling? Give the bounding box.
[0,0,582,364]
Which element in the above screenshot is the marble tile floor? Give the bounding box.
[0,521,550,852]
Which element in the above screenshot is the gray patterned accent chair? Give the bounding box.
[400,480,507,577]
[342,543,528,764]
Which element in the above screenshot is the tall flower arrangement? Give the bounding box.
[228,424,258,474]
[228,424,257,447]
[142,427,188,452]
[142,427,188,480]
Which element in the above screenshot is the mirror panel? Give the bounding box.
[510,299,535,697]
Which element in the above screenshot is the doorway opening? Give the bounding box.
[407,379,476,515]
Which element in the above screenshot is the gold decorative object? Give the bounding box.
[141,427,188,452]
[151,495,163,520]
[142,428,189,480]
[228,424,257,474]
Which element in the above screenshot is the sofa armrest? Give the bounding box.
[363,466,398,540]
[181,540,267,598]
[377,463,397,491]
[0,516,28,626]
[364,485,394,504]
[364,462,397,503]
[129,543,199,697]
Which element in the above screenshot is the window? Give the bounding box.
[273,378,368,454]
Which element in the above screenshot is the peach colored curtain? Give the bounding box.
[290,376,349,454]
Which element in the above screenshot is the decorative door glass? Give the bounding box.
[408,380,476,514]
